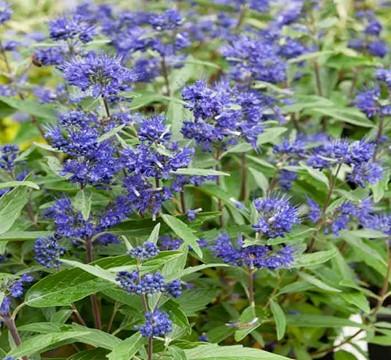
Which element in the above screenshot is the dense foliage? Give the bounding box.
[0,0,390,359]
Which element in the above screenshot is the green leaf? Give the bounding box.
[98,124,125,142]
[299,272,341,292]
[68,349,109,360]
[172,168,230,177]
[0,187,29,235]
[26,252,179,307]
[0,180,39,190]
[286,314,365,328]
[257,127,287,145]
[61,259,117,284]
[25,255,132,307]
[147,223,161,244]
[184,344,290,359]
[341,292,370,314]
[18,323,120,350]
[249,167,269,194]
[334,350,358,360]
[293,248,337,267]
[0,96,57,120]
[270,300,286,340]
[106,333,144,360]
[6,331,89,358]
[0,231,52,242]
[162,299,191,333]
[74,189,92,220]
[162,214,202,257]
[234,306,260,342]
[301,165,329,189]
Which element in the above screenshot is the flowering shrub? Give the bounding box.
[0,0,390,359]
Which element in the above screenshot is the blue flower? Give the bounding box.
[139,310,172,337]
[148,9,183,31]
[8,274,34,298]
[213,233,294,269]
[354,87,380,118]
[221,35,286,84]
[0,1,12,24]
[349,162,383,187]
[33,47,64,66]
[376,69,391,89]
[117,271,166,295]
[0,144,18,172]
[253,195,300,238]
[34,236,65,268]
[159,235,182,250]
[61,52,136,98]
[49,15,95,43]
[129,242,160,260]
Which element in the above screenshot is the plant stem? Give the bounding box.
[102,96,111,118]
[107,302,119,333]
[247,267,255,309]
[373,116,384,161]
[239,153,248,201]
[372,241,391,315]
[85,237,102,329]
[3,315,29,360]
[307,163,342,252]
[214,148,223,227]
[235,5,248,30]
[147,336,153,360]
[160,56,171,97]
[180,190,186,214]
[71,304,87,326]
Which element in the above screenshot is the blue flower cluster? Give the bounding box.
[221,35,287,84]
[213,233,294,270]
[34,235,66,268]
[307,198,374,235]
[348,10,388,58]
[46,111,122,186]
[182,80,280,150]
[129,242,160,260]
[0,274,34,316]
[139,310,172,337]
[253,195,300,238]
[354,69,391,119]
[121,115,198,216]
[61,52,136,98]
[116,271,181,297]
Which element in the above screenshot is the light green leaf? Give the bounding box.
[293,248,337,267]
[61,259,117,284]
[172,168,230,177]
[106,333,144,360]
[0,180,39,190]
[286,314,365,328]
[6,331,89,358]
[0,187,29,235]
[299,272,341,292]
[162,214,202,257]
[184,344,290,359]
[270,300,286,340]
[249,167,269,194]
[74,189,92,221]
